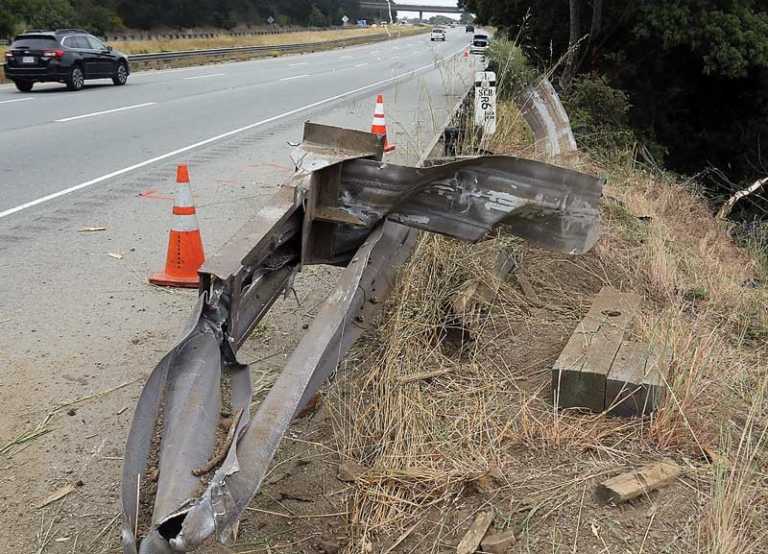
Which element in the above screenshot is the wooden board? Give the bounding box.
[552,287,641,411]
[456,511,494,554]
[596,461,681,504]
[606,342,667,417]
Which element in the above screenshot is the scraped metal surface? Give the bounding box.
[335,156,601,254]
[120,122,603,552]
[174,223,415,549]
[518,77,578,160]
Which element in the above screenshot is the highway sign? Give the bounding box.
[474,71,497,135]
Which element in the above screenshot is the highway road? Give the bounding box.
[0,29,469,218]
[0,27,480,551]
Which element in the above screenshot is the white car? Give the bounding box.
[470,33,490,54]
[430,28,447,41]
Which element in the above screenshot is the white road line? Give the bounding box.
[131,66,214,78]
[313,66,357,77]
[289,62,309,66]
[0,97,35,105]
[280,74,310,81]
[56,102,157,123]
[0,46,465,220]
[183,73,226,80]
[354,63,369,68]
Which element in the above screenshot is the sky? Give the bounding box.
[395,0,462,20]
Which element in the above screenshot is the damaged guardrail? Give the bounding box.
[120,122,603,553]
[517,77,578,161]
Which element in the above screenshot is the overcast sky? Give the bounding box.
[396,0,461,20]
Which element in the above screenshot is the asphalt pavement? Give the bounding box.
[0,27,481,551]
[0,30,469,217]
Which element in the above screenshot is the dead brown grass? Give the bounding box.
[112,27,425,55]
[326,101,768,552]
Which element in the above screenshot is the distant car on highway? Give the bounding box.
[465,25,475,33]
[3,29,129,92]
[430,28,447,42]
[470,33,490,54]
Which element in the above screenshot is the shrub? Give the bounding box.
[563,74,637,155]
[486,37,537,100]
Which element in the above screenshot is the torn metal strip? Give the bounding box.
[120,295,210,552]
[173,222,415,549]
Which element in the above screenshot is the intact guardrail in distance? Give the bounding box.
[127,32,406,63]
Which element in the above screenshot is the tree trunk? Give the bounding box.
[585,0,604,70]
[591,0,603,37]
[560,0,582,92]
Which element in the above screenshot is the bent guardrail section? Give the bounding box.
[517,77,578,161]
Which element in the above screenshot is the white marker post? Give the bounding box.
[474,71,497,138]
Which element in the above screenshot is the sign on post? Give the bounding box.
[267,16,275,25]
[342,15,349,25]
[474,71,497,136]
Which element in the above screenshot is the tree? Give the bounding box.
[0,0,77,32]
[559,0,582,91]
[462,0,768,191]
[112,0,363,29]
[0,2,18,37]
[429,15,455,26]
[308,5,328,27]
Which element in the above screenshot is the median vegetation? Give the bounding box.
[112,25,424,55]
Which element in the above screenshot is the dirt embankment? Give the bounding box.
[232,102,768,552]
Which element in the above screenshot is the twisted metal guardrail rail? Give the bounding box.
[120,116,603,552]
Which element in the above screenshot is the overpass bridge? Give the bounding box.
[359,1,464,21]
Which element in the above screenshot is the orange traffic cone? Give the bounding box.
[464,48,469,59]
[371,95,395,153]
[149,165,205,288]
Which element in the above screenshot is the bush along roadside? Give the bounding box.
[487,35,767,274]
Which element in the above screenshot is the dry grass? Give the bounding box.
[111,27,425,55]
[324,101,768,552]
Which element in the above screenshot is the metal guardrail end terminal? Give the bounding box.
[121,121,602,551]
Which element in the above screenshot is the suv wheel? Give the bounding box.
[112,62,128,86]
[15,80,33,92]
[66,66,85,91]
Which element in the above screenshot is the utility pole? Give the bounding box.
[386,0,394,24]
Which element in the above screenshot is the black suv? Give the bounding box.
[3,29,130,92]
